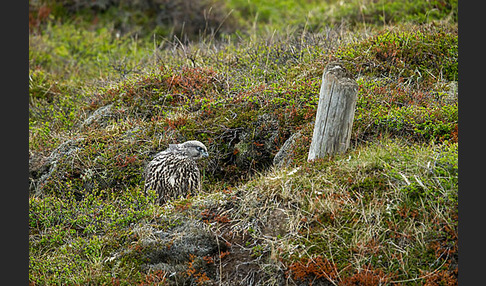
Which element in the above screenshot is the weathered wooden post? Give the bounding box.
[308,62,358,161]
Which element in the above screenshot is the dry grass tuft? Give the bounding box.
[200,138,458,285]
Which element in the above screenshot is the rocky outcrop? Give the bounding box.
[119,218,226,285]
[29,138,85,196]
[81,104,114,129]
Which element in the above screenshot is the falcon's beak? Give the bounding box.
[202,151,209,158]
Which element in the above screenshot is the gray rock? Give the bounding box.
[81,104,113,129]
[273,132,302,168]
[145,220,220,263]
[122,218,225,284]
[29,138,85,196]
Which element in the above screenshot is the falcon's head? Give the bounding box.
[169,140,209,160]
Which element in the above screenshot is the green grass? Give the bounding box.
[29,189,159,284]
[29,0,458,284]
[335,24,458,82]
[226,0,458,31]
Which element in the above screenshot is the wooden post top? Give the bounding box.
[322,62,358,88]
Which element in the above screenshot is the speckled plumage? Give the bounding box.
[144,141,208,204]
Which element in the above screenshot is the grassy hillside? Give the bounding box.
[29,0,458,285]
